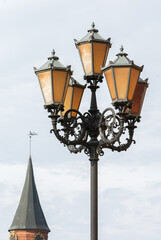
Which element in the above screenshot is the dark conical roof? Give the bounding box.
[9,156,50,232]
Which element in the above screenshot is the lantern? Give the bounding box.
[34,50,72,111]
[127,78,148,117]
[62,77,86,117]
[102,46,143,107]
[74,22,111,80]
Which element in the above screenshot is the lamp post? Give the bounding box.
[34,23,148,240]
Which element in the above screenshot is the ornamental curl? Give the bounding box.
[96,145,104,156]
[99,108,125,145]
[51,109,86,145]
[99,118,136,152]
[67,131,88,153]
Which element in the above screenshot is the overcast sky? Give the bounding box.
[0,0,161,239]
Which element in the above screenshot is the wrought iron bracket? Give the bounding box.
[49,106,138,156]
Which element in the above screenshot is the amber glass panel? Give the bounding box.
[93,42,107,73]
[63,86,73,116]
[104,68,116,100]
[131,83,146,115]
[72,86,84,117]
[114,67,129,100]
[139,85,147,115]
[62,73,71,103]
[128,68,140,100]
[79,43,92,74]
[53,71,70,103]
[103,46,110,67]
[38,71,52,104]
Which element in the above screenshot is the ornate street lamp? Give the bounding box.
[102,46,143,108]
[34,23,148,240]
[74,22,111,81]
[34,50,72,111]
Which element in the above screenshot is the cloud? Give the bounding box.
[1,160,161,238]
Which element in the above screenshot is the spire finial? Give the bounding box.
[120,45,124,52]
[92,22,95,29]
[28,131,38,156]
[52,49,55,56]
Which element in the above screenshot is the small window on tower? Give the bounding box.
[34,232,45,240]
[9,233,18,240]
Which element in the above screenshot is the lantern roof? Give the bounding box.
[102,46,144,71]
[34,49,72,73]
[138,77,148,85]
[9,156,50,232]
[69,77,86,89]
[74,22,111,45]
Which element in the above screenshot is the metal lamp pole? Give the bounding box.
[88,83,99,240]
[91,160,98,240]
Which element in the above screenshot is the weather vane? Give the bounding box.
[28,131,38,155]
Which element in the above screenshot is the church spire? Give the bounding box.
[9,156,50,239]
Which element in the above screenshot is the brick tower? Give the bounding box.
[9,156,50,240]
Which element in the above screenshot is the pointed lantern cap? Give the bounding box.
[9,157,50,232]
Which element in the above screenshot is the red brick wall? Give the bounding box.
[9,230,49,240]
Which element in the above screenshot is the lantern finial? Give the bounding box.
[88,22,98,33]
[48,49,59,61]
[116,45,128,57]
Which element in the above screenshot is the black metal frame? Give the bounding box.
[48,79,138,155]
[46,77,140,240]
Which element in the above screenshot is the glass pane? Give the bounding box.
[63,86,73,116]
[131,83,146,115]
[114,67,129,99]
[103,45,110,67]
[53,71,68,103]
[93,42,108,73]
[128,68,140,100]
[104,68,116,100]
[38,71,52,104]
[79,43,92,74]
[72,86,84,117]
[62,73,71,103]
